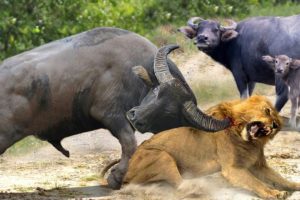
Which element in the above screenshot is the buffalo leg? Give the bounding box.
[298,96,300,112]
[275,77,288,112]
[248,82,256,96]
[107,123,137,189]
[290,97,298,128]
[232,68,249,99]
[90,104,137,189]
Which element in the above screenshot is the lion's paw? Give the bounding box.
[268,190,289,200]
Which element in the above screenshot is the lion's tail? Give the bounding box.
[100,159,121,178]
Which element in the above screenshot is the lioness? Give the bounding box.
[123,96,300,199]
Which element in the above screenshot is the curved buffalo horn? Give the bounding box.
[220,19,237,31]
[187,17,204,29]
[154,44,179,84]
[183,101,231,132]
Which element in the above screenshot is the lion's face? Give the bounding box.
[230,96,282,142]
[206,95,282,142]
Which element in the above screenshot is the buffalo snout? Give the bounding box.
[126,108,137,121]
[126,108,148,132]
[197,34,209,42]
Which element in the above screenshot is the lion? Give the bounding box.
[118,95,300,199]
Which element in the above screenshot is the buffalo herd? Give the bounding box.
[179,15,300,111]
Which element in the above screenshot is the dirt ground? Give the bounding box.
[0,52,300,200]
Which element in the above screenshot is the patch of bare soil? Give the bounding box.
[0,130,152,200]
[0,53,299,200]
[171,51,231,86]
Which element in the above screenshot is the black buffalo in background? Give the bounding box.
[179,15,300,111]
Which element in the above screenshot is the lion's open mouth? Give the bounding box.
[241,121,275,141]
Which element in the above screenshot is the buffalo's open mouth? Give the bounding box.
[242,121,277,141]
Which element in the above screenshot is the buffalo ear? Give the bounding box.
[290,59,300,69]
[262,55,275,67]
[221,30,238,42]
[132,65,153,87]
[178,26,197,39]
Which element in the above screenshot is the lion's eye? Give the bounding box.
[264,108,271,116]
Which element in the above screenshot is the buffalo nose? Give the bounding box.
[276,69,283,73]
[198,34,209,42]
[127,109,136,121]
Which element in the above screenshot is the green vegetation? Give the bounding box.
[0,0,262,60]
[1,0,299,60]
[80,174,100,182]
[193,82,274,105]
[193,82,239,105]
[5,136,47,156]
[249,1,300,17]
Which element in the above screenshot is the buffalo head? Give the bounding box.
[126,44,231,134]
[178,17,238,52]
[262,55,300,78]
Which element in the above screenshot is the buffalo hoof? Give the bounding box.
[107,169,123,190]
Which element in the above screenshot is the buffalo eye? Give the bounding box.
[264,107,271,116]
[286,62,289,66]
[275,60,278,64]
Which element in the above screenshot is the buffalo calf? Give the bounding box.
[263,55,300,128]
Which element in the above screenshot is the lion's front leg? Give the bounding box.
[251,165,300,191]
[222,167,288,199]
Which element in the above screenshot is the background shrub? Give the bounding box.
[0,0,299,60]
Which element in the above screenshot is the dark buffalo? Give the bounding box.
[0,27,230,189]
[179,15,300,111]
[127,44,230,133]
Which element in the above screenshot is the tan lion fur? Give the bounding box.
[123,96,300,199]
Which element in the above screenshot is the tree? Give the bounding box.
[0,0,259,60]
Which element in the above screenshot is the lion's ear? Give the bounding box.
[206,102,233,119]
[218,103,234,118]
